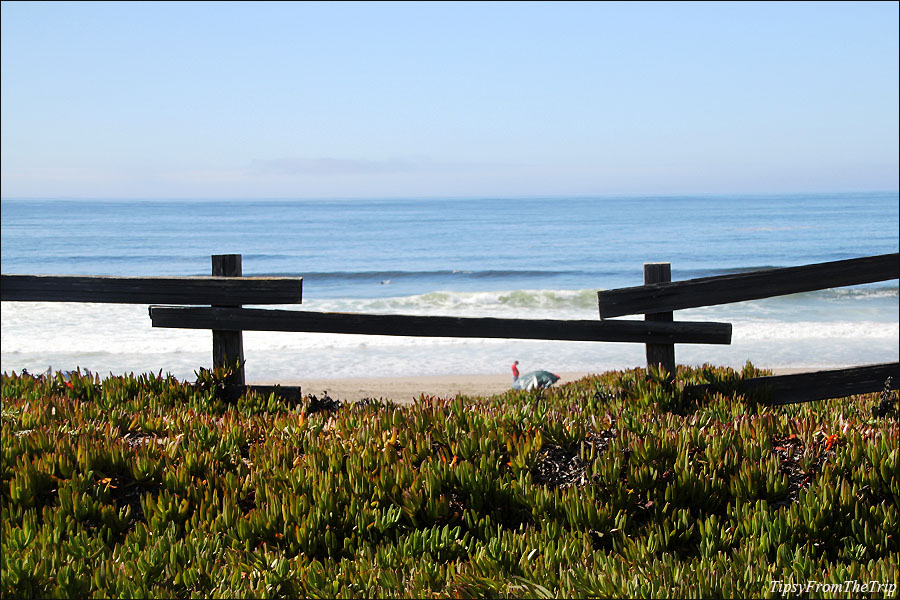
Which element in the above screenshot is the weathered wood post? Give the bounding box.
[644,262,676,379]
[212,254,245,398]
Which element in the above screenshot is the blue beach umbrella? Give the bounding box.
[512,369,560,391]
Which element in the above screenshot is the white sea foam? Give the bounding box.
[313,288,603,315]
[4,194,896,383]
[3,289,897,382]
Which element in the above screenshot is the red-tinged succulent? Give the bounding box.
[1,365,897,598]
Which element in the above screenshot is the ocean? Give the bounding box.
[1,193,898,382]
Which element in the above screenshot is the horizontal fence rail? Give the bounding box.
[149,306,734,345]
[597,253,899,318]
[0,274,302,305]
[5,252,896,406]
[685,362,899,405]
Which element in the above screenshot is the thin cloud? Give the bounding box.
[249,157,426,176]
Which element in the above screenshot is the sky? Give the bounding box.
[1,0,898,199]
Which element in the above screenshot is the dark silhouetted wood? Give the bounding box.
[8,250,895,399]
[644,263,675,377]
[0,273,302,304]
[685,362,899,405]
[212,255,246,397]
[150,306,733,345]
[597,253,899,318]
[246,385,302,402]
[215,384,302,403]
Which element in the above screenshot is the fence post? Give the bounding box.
[212,254,245,397]
[644,262,676,379]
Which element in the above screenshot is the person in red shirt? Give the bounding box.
[512,360,520,382]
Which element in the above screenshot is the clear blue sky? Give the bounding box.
[2,0,897,198]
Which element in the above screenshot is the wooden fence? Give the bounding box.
[594,253,898,403]
[2,255,304,401]
[3,252,898,404]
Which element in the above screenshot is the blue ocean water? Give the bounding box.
[2,193,898,381]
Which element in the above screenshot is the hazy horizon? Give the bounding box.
[2,190,899,202]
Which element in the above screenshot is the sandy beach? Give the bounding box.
[261,372,594,404]
[256,367,813,404]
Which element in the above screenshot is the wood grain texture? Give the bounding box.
[1,274,302,304]
[685,362,899,405]
[149,306,734,345]
[597,253,899,318]
[210,255,246,391]
[643,263,676,376]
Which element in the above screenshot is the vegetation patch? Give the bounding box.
[2,364,897,598]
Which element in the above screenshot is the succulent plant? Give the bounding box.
[1,364,897,598]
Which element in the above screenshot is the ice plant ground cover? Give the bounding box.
[1,364,897,598]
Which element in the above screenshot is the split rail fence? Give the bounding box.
[2,252,898,405]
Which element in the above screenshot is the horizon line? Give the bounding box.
[2,189,898,202]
